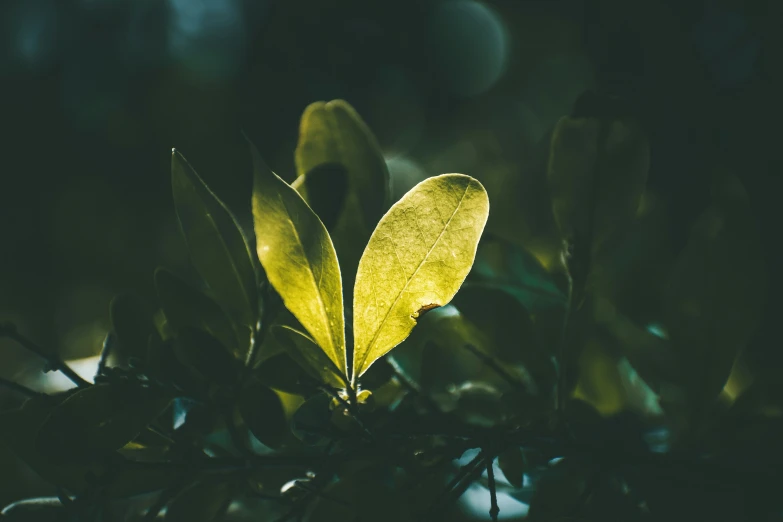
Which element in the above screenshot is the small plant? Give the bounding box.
[0,97,772,522]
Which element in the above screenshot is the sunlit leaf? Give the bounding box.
[547,115,649,252]
[498,446,526,488]
[250,140,347,377]
[352,174,489,380]
[273,325,346,389]
[110,294,155,365]
[36,384,171,463]
[296,101,389,273]
[171,150,258,327]
[155,268,241,358]
[173,328,242,387]
[165,481,233,522]
[238,378,286,448]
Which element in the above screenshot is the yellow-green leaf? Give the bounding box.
[250,141,347,377]
[171,150,258,327]
[352,174,489,381]
[295,100,390,314]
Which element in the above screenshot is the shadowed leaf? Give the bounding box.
[239,379,286,448]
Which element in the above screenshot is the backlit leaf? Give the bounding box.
[291,163,349,232]
[250,140,347,377]
[171,150,258,327]
[352,174,489,380]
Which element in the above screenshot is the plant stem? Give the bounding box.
[486,455,499,521]
[0,325,90,388]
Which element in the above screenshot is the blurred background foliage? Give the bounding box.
[1,0,782,519]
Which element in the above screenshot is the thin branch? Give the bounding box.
[319,386,373,440]
[486,456,499,521]
[0,325,90,388]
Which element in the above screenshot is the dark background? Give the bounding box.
[0,0,780,400]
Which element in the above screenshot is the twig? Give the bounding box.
[486,455,499,521]
[0,324,90,388]
[318,386,373,440]
[245,283,282,368]
[96,332,114,379]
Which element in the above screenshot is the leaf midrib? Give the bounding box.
[278,192,343,370]
[354,180,471,377]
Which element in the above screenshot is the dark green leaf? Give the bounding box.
[155,268,242,358]
[110,294,155,365]
[173,328,242,387]
[238,379,286,448]
[498,446,526,488]
[171,150,258,328]
[663,172,766,404]
[547,115,649,252]
[165,481,233,522]
[292,163,349,231]
[527,457,593,522]
[291,393,333,446]
[272,325,346,389]
[36,384,171,463]
[254,352,319,395]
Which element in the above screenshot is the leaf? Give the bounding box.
[0,398,100,492]
[155,268,241,358]
[254,352,318,395]
[663,172,766,404]
[291,163,349,232]
[238,378,286,448]
[0,497,64,522]
[110,294,155,365]
[250,140,347,376]
[471,234,568,312]
[498,446,526,488]
[295,99,389,236]
[273,326,346,389]
[352,174,490,380]
[173,328,242,387]
[36,384,171,463]
[527,457,593,522]
[165,481,233,522]
[171,150,258,327]
[291,393,333,446]
[547,115,649,252]
[295,100,390,313]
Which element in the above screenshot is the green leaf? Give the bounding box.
[155,268,242,358]
[273,325,346,389]
[165,481,232,522]
[547,116,649,252]
[36,384,171,463]
[250,140,347,377]
[0,398,99,492]
[527,457,592,522]
[254,352,318,395]
[295,100,390,314]
[173,328,242,387]
[352,173,490,380]
[471,234,568,312]
[291,393,333,446]
[110,294,155,365]
[498,446,526,488]
[291,163,349,232]
[295,99,389,236]
[0,498,64,522]
[663,172,766,404]
[171,150,258,327]
[238,379,286,448]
